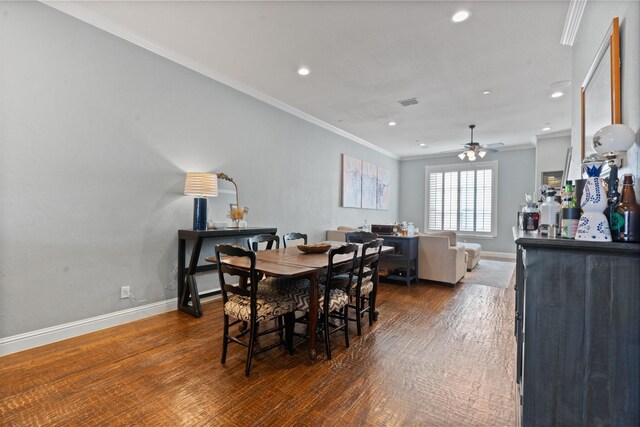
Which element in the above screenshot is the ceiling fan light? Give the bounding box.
[458,152,466,160]
[468,156,476,162]
[478,151,487,158]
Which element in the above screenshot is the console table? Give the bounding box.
[178,227,277,317]
[379,235,418,286]
[514,228,640,426]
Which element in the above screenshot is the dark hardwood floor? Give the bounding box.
[0,267,517,426]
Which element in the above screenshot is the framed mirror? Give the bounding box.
[581,17,621,160]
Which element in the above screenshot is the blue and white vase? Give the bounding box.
[576,155,611,241]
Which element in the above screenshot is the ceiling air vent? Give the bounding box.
[398,97,419,107]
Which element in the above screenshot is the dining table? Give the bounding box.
[213,242,389,362]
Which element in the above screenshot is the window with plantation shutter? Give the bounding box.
[424,161,498,237]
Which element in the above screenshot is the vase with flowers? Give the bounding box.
[228,205,249,227]
[217,172,249,227]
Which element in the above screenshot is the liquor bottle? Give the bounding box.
[562,181,575,208]
[561,181,580,239]
[610,174,640,242]
[522,194,540,236]
[539,189,561,236]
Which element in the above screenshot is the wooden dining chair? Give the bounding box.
[247,234,280,251]
[282,232,308,248]
[247,233,299,296]
[345,231,379,243]
[215,244,296,377]
[348,238,383,335]
[290,243,358,360]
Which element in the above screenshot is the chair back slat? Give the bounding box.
[282,232,308,248]
[247,234,280,251]
[325,243,358,292]
[358,238,384,279]
[215,244,259,302]
[345,231,379,244]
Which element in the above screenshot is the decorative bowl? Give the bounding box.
[298,243,332,254]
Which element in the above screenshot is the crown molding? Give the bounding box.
[40,1,400,160]
[560,0,587,46]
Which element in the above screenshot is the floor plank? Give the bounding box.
[0,264,517,426]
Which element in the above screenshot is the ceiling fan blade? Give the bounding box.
[480,143,504,149]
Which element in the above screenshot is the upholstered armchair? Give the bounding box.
[417,231,466,285]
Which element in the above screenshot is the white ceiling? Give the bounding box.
[47,1,573,159]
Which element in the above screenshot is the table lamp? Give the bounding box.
[184,173,218,230]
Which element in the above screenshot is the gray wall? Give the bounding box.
[0,2,399,338]
[570,0,640,182]
[399,148,536,253]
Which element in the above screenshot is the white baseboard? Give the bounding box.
[0,294,217,356]
[481,251,516,260]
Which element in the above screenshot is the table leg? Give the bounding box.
[178,238,186,310]
[307,273,318,363]
[371,269,379,322]
[178,237,204,317]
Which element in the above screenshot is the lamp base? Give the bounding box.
[193,198,208,231]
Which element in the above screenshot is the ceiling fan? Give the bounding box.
[458,124,504,161]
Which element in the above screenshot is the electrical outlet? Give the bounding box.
[120,286,130,299]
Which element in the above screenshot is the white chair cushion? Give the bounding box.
[334,269,374,296]
[224,293,296,322]
[350,278,374,296]
[290,286,349,313]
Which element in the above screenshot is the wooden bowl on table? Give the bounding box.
[298,243,332,254]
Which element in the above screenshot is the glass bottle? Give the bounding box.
[539,189,561,236]
[522,193,540,236]
[611,174,640,242]
[407,222,415,237]
[561,181,580,239]
[562,181,575,208]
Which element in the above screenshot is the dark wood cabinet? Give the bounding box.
[379,235,418,286]
[514,229,640,426]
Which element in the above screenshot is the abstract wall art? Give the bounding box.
[341,154,391,210]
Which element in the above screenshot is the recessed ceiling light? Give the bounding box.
[542,127,552,131]
[419,143,427,147]
[482,90,491,95]
[451,10,471,23]
[388,121,397,127]
[297,67,310,76]
[551,91,564,98]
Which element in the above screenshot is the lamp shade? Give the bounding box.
[592,124,636,155]
[184,173,218,197]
